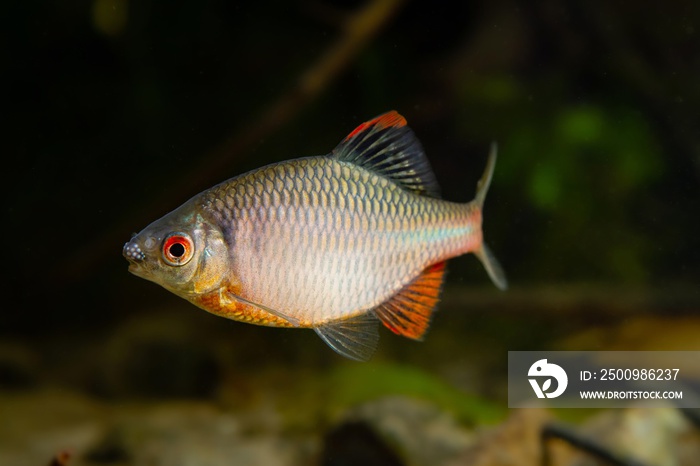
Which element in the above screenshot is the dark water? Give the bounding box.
[3,1,700,465]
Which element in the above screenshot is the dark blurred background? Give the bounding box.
[5,0,699,335]
[2,1,700,464]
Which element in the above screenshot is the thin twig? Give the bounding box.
[61,0,405,284]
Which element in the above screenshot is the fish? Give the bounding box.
[123,111,507,361]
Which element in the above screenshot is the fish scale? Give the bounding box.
[201,156,477,325]
[123,111,507,361]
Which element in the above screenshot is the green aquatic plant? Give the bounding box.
[326,362,506,425]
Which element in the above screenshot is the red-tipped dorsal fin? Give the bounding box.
[374,261,446,340]
[344,111,407,140]
[332,111,441,198]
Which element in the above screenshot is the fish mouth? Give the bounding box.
[127,262,142,274]
[124,257,149,279]
[123,240,145,262]
[123,240,147,277]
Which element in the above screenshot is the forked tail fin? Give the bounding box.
[475,243,507,290]
[474,143,508,290]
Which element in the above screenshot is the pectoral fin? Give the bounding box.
[224,291,301,327]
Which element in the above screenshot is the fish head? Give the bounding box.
[122,202,229,297]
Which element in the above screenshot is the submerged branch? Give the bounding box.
[61,0,405,284]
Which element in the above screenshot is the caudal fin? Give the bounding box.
[475,244,508,290]
[474,143,508,290]
[475,142,497,209]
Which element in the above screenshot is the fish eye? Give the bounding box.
[162,233,194,266]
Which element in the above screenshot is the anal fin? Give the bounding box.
[314,313,379,362]
[375,262,446,341]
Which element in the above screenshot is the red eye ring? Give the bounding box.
[162,233,194,266]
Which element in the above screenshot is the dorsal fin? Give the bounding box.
[374,261,447,340]
[332,111,441,198]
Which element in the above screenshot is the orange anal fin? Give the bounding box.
[375,262,447,341]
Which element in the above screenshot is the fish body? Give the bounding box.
[123,111,506,360]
